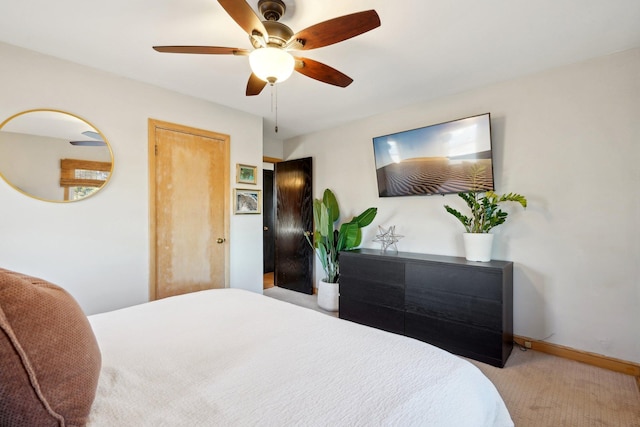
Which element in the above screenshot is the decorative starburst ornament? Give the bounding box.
[373,225,404,252]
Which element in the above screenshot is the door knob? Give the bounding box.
[264,226,269,231]
[217,238,225,244]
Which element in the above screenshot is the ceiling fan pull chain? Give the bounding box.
[274,84,279,133]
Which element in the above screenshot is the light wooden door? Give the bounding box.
[149,119,229,300]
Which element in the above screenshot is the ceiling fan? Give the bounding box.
[153,0,381,96]
[70,130,106,146]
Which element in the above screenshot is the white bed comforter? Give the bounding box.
[87,289,513,427]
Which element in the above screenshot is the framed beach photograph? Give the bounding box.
[234,189,261,214]
[236,164,257,184]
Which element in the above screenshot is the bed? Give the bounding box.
[87,289,512,426]
[0,268,512,426]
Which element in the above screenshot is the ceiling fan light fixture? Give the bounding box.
[249,47,294,84]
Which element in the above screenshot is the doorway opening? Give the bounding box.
[263,159,276,289]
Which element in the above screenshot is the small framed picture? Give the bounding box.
[236,164,257,184]
[234,189,261,214]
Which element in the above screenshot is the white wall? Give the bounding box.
[285,48,640,363]
[0,42,264,315]
[263,135,284,159]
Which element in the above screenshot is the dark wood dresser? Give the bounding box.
[339,248,513,367]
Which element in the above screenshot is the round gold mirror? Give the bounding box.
[0,109,113,202]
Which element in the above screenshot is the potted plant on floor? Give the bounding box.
[444,190,527,261]
[304,188,377,311]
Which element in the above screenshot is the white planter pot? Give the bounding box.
[317,279,339,312]
[463,233,494,262]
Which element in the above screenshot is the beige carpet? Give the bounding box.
[467,349,640,426]
[264,286,338,317]
[264,286,640,426]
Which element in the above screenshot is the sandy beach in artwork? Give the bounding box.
[377,158,493,196]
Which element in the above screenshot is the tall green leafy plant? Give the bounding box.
[304,189,377,283]
[444,191,527,233]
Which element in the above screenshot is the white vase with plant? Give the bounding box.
[444,190,527,261]
[304,189,377,311]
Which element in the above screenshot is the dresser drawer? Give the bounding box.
[340,253,405,309]
[340,253,404,285]
[405,288,502,330]
[339,297,404,335]
[405,312,507,366]
[406,261,504,301]
[339,276,404,309]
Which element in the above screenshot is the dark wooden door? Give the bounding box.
[263,169,275,273]
[275,157,313,294]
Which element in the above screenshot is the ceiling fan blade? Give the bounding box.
[153,46,250,55]
[289,10,380,51]
[71,129,105,145]
[294,57,353,87]
[70,140,106,147]
[81,130,103,141]
[218,0,268,39]
[246,73,268,96]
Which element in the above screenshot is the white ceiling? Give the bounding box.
[1,1,639,140]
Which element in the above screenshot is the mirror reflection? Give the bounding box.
[0,109,113,202]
